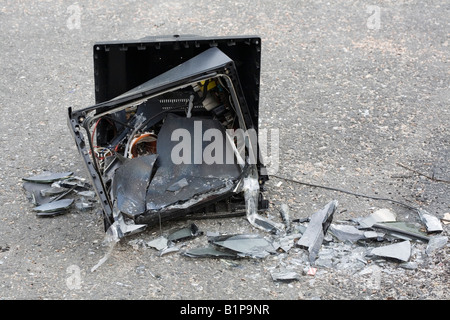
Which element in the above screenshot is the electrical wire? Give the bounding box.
[270,174,419,211]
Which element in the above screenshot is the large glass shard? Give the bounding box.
[209,234,276,258]
[23,171,73,184]
[370,240,411,262]
[297,200,338,264]
[372,221,430,242]
[112,154,158,217]
[145,114,241,214]
[33,199,74,215]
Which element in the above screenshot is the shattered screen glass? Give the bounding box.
[68,44,274,240]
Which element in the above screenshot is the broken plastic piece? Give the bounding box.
[23,171,73,184]
[297,200,338,264]
[417,209,443,233]
[167,223,202,242]
[370,240,411,262]
[209,234,276,258]
[307,267,317,276]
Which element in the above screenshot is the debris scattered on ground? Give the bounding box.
[22,175,448,281]
[23,171,97,217]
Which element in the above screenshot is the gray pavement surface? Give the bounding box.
[0,0,448,301]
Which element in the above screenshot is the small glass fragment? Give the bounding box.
[76,190,96,198]
[146,236,169,251]
[40,186,69,197]
[209,234,276,258]
[425,236,448,255]
[418,209,443,233]
[270,270,301,282]
[159,246,180,256]
[75,199,95,211]
[167,223,202,242]
[359,208,397,228]
[329,224,365,242]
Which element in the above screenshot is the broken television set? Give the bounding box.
[68,35,275,238]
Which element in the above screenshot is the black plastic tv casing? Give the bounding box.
[68,35,267,228]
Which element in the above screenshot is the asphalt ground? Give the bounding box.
[0,0,448,304]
